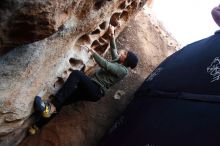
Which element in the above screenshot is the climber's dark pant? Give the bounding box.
[35,70,104,128]
[52,70,105,111]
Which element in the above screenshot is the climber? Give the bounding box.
[34,25,138,119]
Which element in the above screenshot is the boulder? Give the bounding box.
[0,0,149,145]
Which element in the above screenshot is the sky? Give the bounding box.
[151,0,219,47]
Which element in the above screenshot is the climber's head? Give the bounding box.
[211,4,220,27]
[119,50,138,69]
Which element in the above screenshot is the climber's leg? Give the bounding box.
[52,70,104,111]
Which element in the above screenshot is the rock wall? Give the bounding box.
[19,7,179,146]
[1,0,134,54]
[0,0,149,145]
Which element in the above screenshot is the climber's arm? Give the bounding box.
[110,37,119,60]
[109,25,119,60]
[89,48,126,77]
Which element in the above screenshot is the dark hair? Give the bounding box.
[124,51,138,69]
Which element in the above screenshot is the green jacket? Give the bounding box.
[91,38,128,91]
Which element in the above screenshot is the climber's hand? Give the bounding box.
[88,46,97,54]
[88,47,93,52]
[109,25,115,38]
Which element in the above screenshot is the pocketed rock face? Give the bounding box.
[0,0,146,55]
[0,0,148,145]
[19,8,179,146]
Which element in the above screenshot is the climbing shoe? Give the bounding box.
[28,125,39,135]
[35,96,55,118]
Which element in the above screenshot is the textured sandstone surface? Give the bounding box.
[0,0,126,54]
[0,0,148,145]
[0,0,69,54]
[19,9,179,146]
